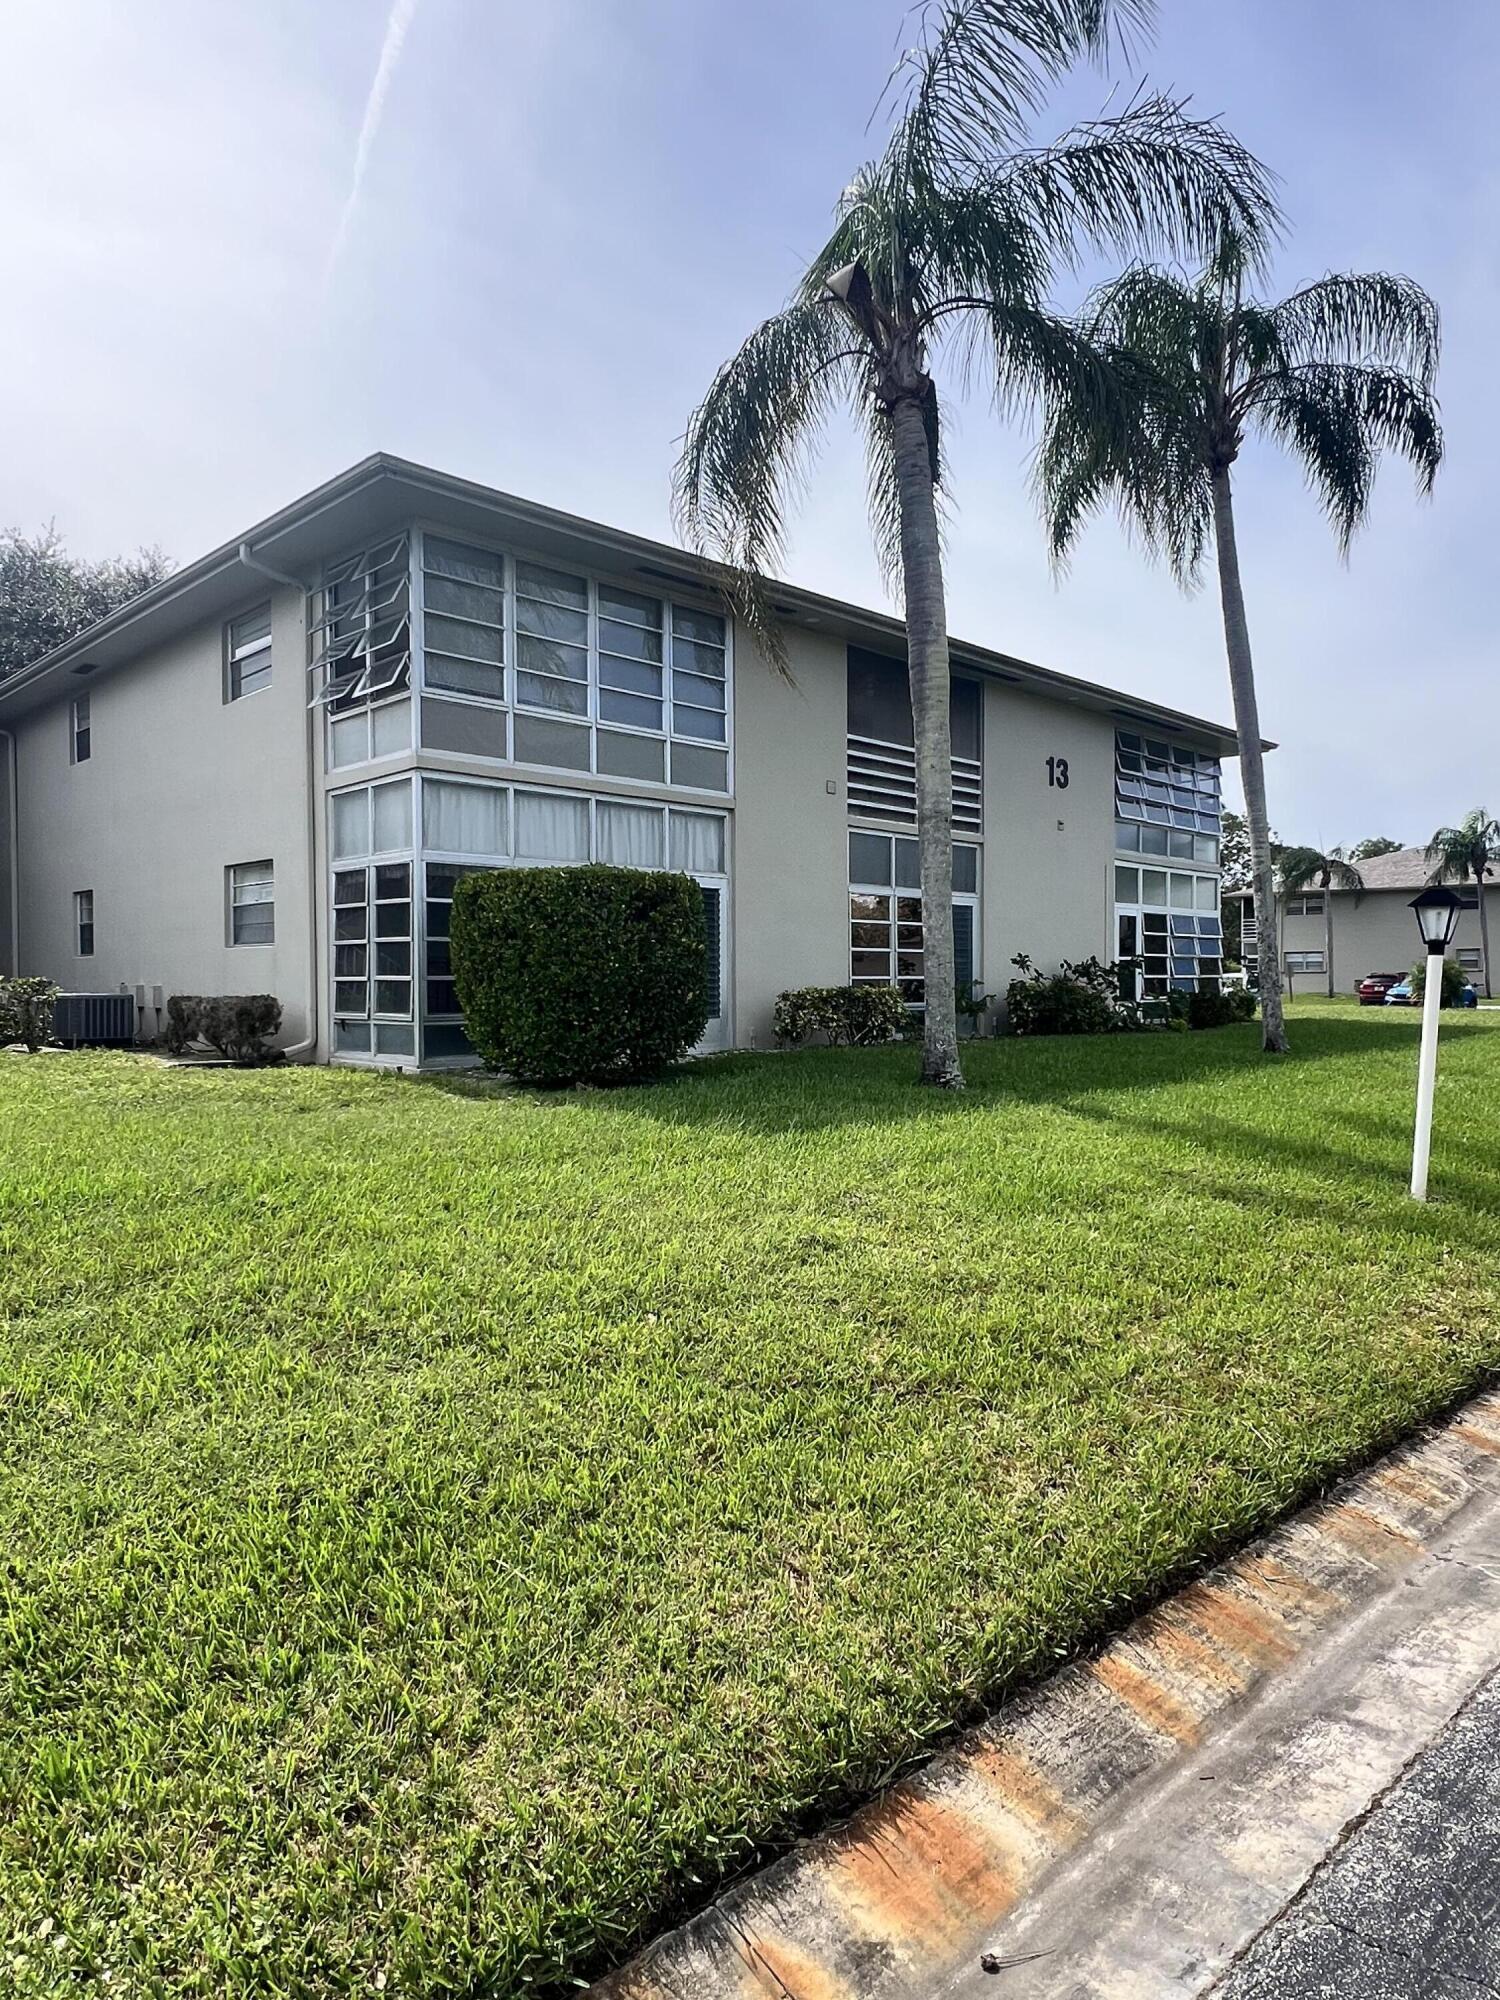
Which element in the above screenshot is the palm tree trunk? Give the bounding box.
[1210,467,1288,1053]
[889,392,962,1089]
[1477,868,1493,999]
[1324,887,1335,999]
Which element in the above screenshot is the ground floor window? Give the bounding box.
[1115,863,1220,996]
[1457,948,1482,972]
[848,830,979,1005]
[328,775,728,1064]
[1285,950,1326,977]
[74,889,94,957]
[228,861,275,946]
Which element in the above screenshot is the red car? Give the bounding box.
[1358,972,1405,1006]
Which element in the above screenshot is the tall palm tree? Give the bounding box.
[1426,810,1499,997]
[1276,844,1364,999]
[675,0,1276,1088]
[1037,234,1442,1054]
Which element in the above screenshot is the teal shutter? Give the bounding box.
[952,903,975,998]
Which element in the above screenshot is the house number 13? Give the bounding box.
[1046,755,1070,789]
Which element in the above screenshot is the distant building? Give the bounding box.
[0,454,1239,1065]
[1229,846,1495,993]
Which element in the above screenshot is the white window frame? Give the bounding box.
[410,522,734,797]
[1284,950,1327,976]
[1284,893,1325,918]
[1456,947,1483,971]
[70,694,91,764]
[227,860,275,946]
[226,606,273,702]
[848,828,980,1007]
[74,888,94,957]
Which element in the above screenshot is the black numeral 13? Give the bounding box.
[1046,755,1070,789]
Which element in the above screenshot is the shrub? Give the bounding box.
[1187,985,1258,1030]
[0,976,60,1052]
[1005,954,1134,1036]
[773,984,909,1048]
[165,995,283,1065]
[451,865,709,1086]
[1409,956,1470,1007]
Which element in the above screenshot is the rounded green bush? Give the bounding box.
[450,865,711,1085]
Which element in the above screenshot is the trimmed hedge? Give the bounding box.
[0,976,60,1053]
[1186,985,1258,1029]
[165,995,283,1065]
[450,865,709,1086]
[773,984,909,1048]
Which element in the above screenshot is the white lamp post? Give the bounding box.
[1408,885,1464,1201]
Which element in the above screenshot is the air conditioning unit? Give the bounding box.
[51,991,136,1048]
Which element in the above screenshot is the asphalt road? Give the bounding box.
[1215,1666,1500,1998]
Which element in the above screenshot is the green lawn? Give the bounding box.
[3,1005,1499,1996]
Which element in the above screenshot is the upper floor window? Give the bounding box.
[845,647,982,831]
[74,889,94,956]
[70,695,91,763]
[228,860,275,945]
[1284,893,1325,917]
[227,607,273,701]
[417,531,730,792]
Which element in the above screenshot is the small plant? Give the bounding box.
[165,995,283,1065]
[1409,957,1470,1008]
[1186,985,1258,1030]
[451,865,709,1086]
[0,976,60,1052]
[1005,954,1136,1037]
[773,984,909,1048]
[955,984,992,1037]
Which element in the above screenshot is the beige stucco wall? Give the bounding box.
[982,685,1115,991]
[1279,889,1498,994]
[12,584,313,1045]
[0,734,14,978]
[729,624,849,1046]
[727,628,1126,1044]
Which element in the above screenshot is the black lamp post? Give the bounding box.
[1407,885,1464,1200]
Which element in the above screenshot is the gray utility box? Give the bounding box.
[52,991,136,1048]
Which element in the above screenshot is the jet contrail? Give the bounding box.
[326,0,422,281]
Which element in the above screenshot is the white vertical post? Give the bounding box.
[1410,950,1444,1201]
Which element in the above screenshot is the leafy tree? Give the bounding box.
[1426,810,1498,997]
[1277,844,1364,999]
[1038,233,1442,1054]
[1,526,169,680]
[1219,806,1278,965]
[676,0,1276,1088]
[1348,835,1401,861]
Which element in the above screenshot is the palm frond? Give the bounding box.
[1427,813,1500,884]
[887,0,1148,178]
[994,97,1281,276]
[1276,845,1329,896]
[1272,272,1440,385]
[674,301,861,670]
[1254,361,1442,549]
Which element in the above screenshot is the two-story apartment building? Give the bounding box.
[0,455,1241,1064]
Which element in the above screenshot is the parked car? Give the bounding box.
[1357,971,1405,1006]
[1383,978,1478,1009]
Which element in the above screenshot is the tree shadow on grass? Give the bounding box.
[524,1014,1482,1142]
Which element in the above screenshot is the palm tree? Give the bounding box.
[1426,810,1499,997]
[1037,234,1442,1054]
[675,0,1276,1088]
[1276,844,1364,999]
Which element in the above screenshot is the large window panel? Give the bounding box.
[597,800,666,869]
[669,811,725,874]
[423,779,509,857]
[515,789,590,862]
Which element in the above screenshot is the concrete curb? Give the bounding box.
[594,1386,1500,2000]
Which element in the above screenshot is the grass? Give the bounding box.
[2,1001,1499,1997]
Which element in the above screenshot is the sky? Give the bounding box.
[2,0,1494,846]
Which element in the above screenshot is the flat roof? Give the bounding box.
[0,452,1253,755]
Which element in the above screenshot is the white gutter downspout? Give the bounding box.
[239,541,320,1064]
[0,727,18,976]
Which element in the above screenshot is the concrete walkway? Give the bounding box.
[598,1388,1500,2000]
